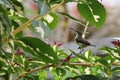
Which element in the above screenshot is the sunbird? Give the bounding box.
[69,28,96,49]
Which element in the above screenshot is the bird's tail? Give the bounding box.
[90,45,96,47]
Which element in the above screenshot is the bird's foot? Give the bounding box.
[78,47,84,54]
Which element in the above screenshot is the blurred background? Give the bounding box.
[22,0,120,54]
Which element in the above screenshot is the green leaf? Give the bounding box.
[23,75,39,80]
[0,70,6,76]
[100,46,111,53]
[77,0,106,27]
[0,0,13,9]
[38,70,47,79]
[101,47,120,60]
[109,47,120,56]
[49,0,61,4]
[12,20,23,39]
[0,34,1,46]
[91,65,103,76]
[10,0,24,14]
[79,75,99,80]
[112,67,120,72]
[56,68,66,77]
[58,12,85,26]
[69,49,87,61]
[15,40,38,57]
[103,55,115,64]
[112,71,120,78]
[38,0,50,16]
[42,13,58,30]
[14,55,30,70]
[9,74,18,80]
[16,37,59,64]
[98,59,109,67]
[65,0,78,3]
[0,57,6,68]
[32,21,51,38]
[82,50,93,61]
[0,5,11,31]
[66,75,99,80]
[99,77,108,80]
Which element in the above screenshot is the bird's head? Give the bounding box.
[69,28,82,35]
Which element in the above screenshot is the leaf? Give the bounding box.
[14,55,30,70]
[112,67,120,72]
[0,34,1,46]
[38,0,50,16]
[56,68,66,77]
[0,5,11,31]
[0,70,6,76]
[10,74,18,80]
[82,50,93,61]
[101,47,120,60]
[38,70,47,79]
[65,75,99,80]
[100,46,111,52]
[69,49,88,61]
[23,75,39,80]
[65,0,78,3]
[99,77,108,80]
[77,0,106,27]
[32,21,51,38]
[16,37,59,64]
[58,12,85,26]
[98,59,109,67]
[104,55,115,64]
[112,71,120,79]
[10,0,24,14]
[79,75,99,80]
[0,57,6,68]
[12,20,23,39]
[42,13,58,30]
[49,0,61,4]
[0,0,13,9]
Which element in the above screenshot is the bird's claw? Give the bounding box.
[78,47,84,54]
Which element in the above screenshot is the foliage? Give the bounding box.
[0,0,119,80]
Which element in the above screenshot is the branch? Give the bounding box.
[70,62,120,66]
[2,0,65,43]
[15,61,120,80]
[16,64,58,80]
[70,62,101,66]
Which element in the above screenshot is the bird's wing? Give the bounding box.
[75,37,91,45]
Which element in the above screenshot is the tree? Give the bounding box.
[0,0,120,80]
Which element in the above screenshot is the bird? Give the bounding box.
[69,28,96,49]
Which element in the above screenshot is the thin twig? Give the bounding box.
[15,64,57,80]
[70,62,120,67]
[82,22,89,38]
[70,62,100,66]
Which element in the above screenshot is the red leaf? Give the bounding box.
[28,57,32,61]
[57,42,63,47]
[63,54,72,62]
[17,48,22,56]
[111,40,120,47]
